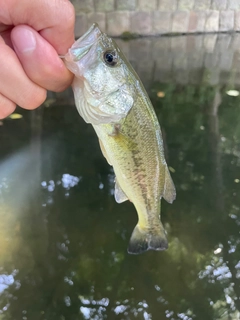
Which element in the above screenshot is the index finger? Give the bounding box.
[6,0,75,54]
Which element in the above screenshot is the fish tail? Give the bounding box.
[128,222,168,255]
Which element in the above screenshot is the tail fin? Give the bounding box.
[128,223,168,255]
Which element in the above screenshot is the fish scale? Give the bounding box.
[64,23,176,254]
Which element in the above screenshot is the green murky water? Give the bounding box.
[1,35,240,320]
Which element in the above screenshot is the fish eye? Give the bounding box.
[103,50,118,67]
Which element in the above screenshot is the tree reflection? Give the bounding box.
[0,84,240,319]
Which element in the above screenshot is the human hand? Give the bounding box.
[0,0,75,119]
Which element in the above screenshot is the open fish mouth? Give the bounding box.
[78,23,101,43]
[69,23,102,61]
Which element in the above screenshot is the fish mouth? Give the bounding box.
[69,23,102,61]
[78,23,102,43]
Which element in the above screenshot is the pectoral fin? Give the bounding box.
[163,166,176,204]
[114,179,128,203]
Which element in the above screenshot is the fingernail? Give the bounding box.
[13,27,36,53]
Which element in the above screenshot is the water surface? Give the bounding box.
[0,34,240,320]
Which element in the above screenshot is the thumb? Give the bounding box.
[11,25,73,92]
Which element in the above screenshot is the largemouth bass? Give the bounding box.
[64,24,176,254]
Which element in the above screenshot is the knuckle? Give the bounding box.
[54,75,73,92]
[55,85,68,93]
[20,88,47,110]
[54,85,66,93]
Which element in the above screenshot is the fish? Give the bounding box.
[64,23,176,254]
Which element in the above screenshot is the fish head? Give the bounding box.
[64,23,136,124]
